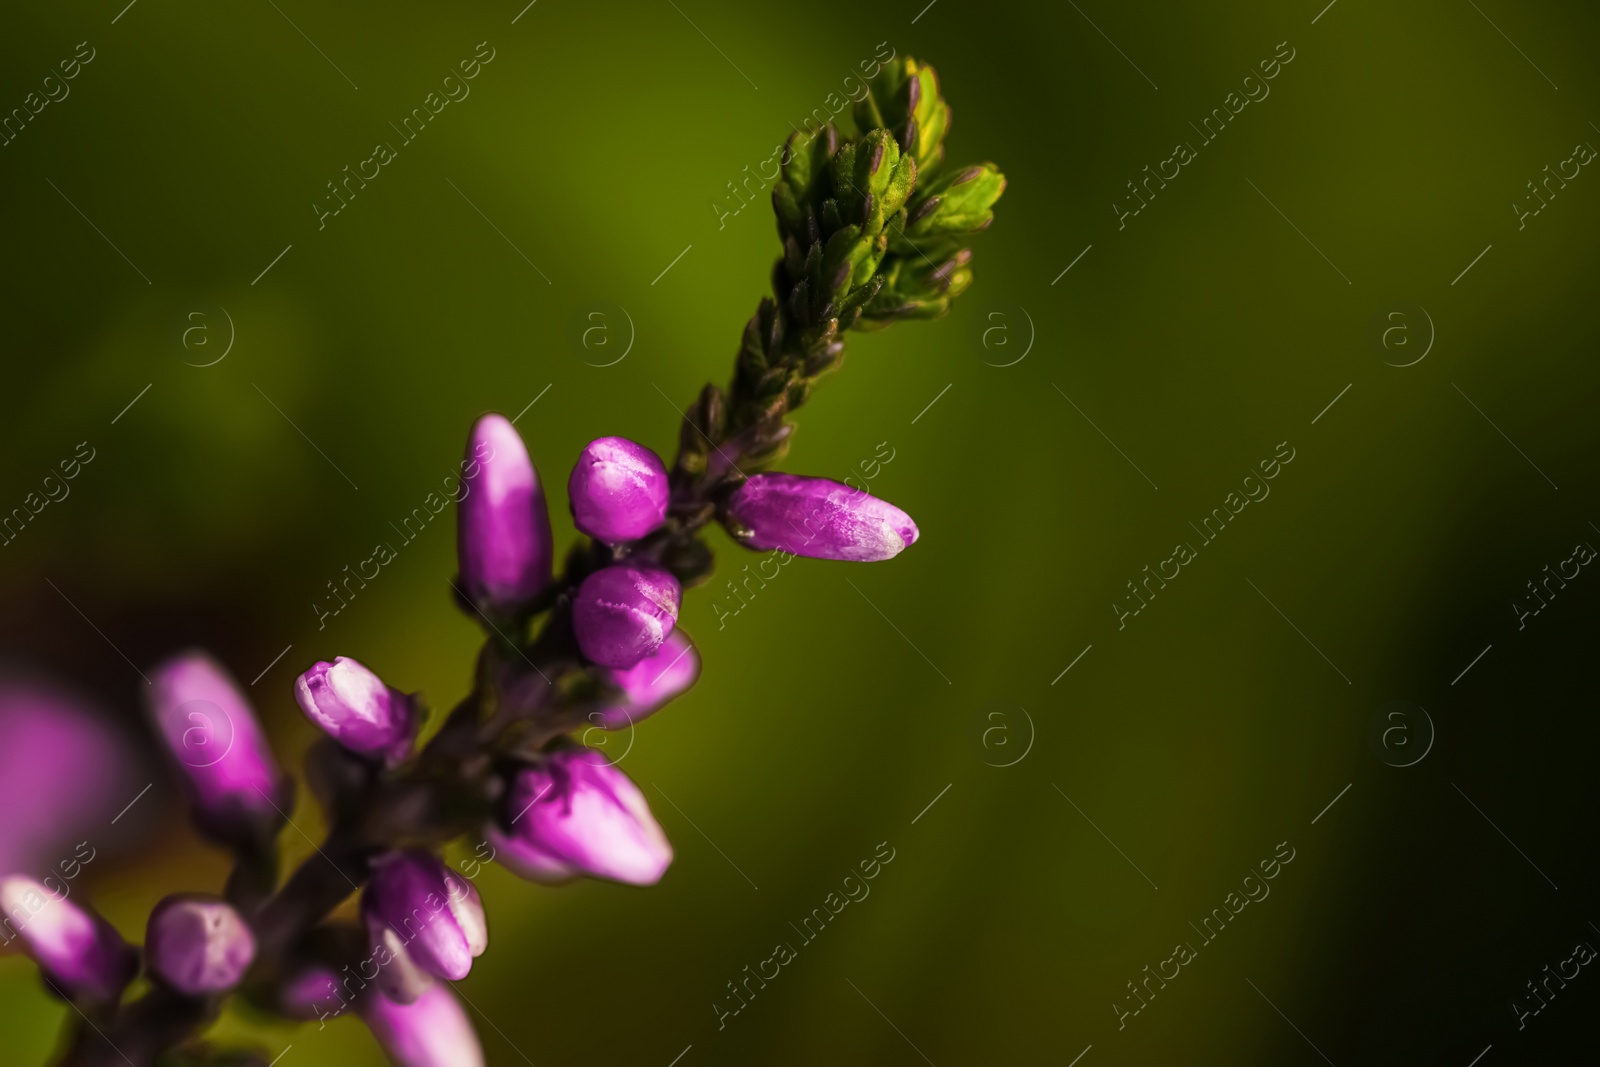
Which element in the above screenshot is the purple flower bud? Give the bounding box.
[148,650,282,820]
[363,851,486,982]
[593,631,700,730]
[360,983,484,1067]
[572,564,681,669]
[0,876,136,1003]
[488,749,672,886]
[365,912,437,1005]
[567,436,670,544]
[726,473,919,561]
[457,413,553,613]
[144,895,256,995]
[294,657,414,762]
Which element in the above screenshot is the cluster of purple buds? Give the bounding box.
[0,48,1004,1067]
[0,414,921,1067]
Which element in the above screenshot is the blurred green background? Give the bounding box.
[3,0,1599,1063]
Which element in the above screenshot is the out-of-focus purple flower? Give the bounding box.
[567,436,670,544]
[278,964,344,1021]
[360,983,484,1067]
[363,851,486,982]
[0,679,136,878]
[726,473,919,561]
[148,651,282,821]
[294,657,414,762]
[594,631,699,730]
[144,895,256,995]
[488,749,672,886]
[457,413,553,614]
[0,875,136,1003]
[572,564,681,669]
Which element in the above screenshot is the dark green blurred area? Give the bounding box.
[3,0,1600,1063]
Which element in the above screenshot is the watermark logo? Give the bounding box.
[172,302,234,368]
[567,302,633,367]
[578,710,636,765]
[1367,699,1434,767]
[971,303,1033,367]
[968,700,1034,767]
[174,699,235,767]
[1368,303,1434,367]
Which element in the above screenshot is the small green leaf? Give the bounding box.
[895,163,1005,250]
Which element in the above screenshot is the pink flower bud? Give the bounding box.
[0,876,135,1003]
[593,631,700,730]
[359,983,484,1067]
[144,895,256,995]
[147,651,282,822]
[363,851,487,982]
[488,749,672,886]
[567,436,670,544]
[726,473,918,561]
[572,564,680,669]
[365,912,437,1005]
[457,414,553,613]
[294,657,414,762]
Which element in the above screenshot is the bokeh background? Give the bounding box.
[3,0,1599,1063]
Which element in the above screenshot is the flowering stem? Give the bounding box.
[30,52,1004,1067]
[239,46,1007,1032]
